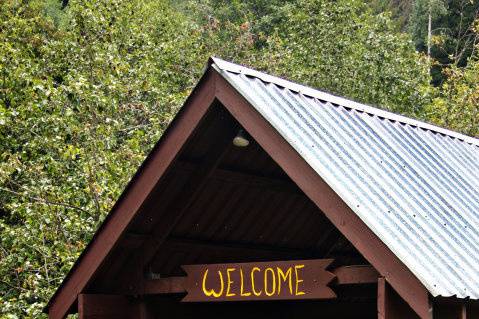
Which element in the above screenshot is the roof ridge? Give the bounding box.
[210,57,479,147]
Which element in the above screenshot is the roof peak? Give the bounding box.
[210,56,479,147]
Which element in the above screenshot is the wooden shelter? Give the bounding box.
[46,58,479,319]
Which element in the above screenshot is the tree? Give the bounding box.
[426,45,479,137]
[409,0,448,57]
[409,0,479,84]
[0,0,202,316]
[252,0,431,116]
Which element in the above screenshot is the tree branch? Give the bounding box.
[0,187,90,215]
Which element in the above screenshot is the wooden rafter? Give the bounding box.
[176,160,301,194]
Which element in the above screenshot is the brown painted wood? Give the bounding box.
[47,69,217,319]
[78,294,138,319]
[166,236,315,258]
[214,72,431,319]
[176,160,301,194]
[138,301,151,319]
[144,277,186,295]
[378,278,420,319]
[145,296,377,319]
[181,259,336,302]
[377,278,387,319]
[140,264,379,295]
[333,265,379,285]
[120,233,149,249]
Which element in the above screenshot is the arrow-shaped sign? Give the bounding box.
[181,259,336,302]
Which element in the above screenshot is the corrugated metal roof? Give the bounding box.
[211,57,479,299]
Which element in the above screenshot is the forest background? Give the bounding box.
[1,0,478,317]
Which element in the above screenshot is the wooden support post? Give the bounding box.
[138,299,153,319]
[378,278,421,319]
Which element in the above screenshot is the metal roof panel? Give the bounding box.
[212,58,479,299]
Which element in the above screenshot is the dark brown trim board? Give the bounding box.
[378,278,420,319]
[214,73,431,319]
[78,294,139,319]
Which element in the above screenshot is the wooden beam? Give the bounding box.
[120,233,149,249]
[47,68,217,319]
[143,277,186,295]
[214,70,431,319]
[176,161,301,194]
[78,294,139,319]
[378,277,421,319]
[166,236,314,258]
[138,264,379,295]
[120,235,375,262]
[333,265,379,285]
[378,278,387,319]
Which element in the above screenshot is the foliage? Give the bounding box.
[0,0,202,316]
[256,0,431,115]
[381,0,479,84]
[409,0,448,51]
[426,56,479,137]
[371,0,414,31]
[189,0,432,115]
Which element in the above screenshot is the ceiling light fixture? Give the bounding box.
[232,129,249,147]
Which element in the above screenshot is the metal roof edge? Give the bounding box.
[210,56,479,147]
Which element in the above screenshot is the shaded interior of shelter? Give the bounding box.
[86,101,379,318]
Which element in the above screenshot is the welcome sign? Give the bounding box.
[181,259,336,302]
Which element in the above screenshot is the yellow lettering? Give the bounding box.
[277,267,293,295]
[264,267,276,296]
[251,267,262,296]
[226,268,236,297]
[202,269,224,298]
[294,265,305,296]
[240,268,251,297]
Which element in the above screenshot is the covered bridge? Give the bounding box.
[46,58,479,319]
